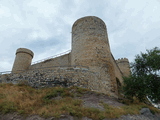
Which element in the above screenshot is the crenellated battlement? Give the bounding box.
[116,58,130,77]
[116,58,129,63]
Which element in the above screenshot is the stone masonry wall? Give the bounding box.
[116,58,130,77]
[30,53,71,69]
[111,54,123,84]
[0,67,106,95]
[12,48,34,73]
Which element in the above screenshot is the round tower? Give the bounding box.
[71,16,117,96]
[71,16,111,68]
[116,58,130,77]
[12,48,34,73]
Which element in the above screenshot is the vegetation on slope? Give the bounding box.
[0,83,159,119]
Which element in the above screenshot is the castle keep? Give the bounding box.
[1,16,130,97]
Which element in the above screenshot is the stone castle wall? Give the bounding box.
[111,54,124,84]
[1,16,130,98]
[30,53,71,69]
[0,67,102,94]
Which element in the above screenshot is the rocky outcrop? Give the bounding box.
[0,109,160,120]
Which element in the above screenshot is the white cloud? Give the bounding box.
[26,0,60,18]
[0,5,11,17]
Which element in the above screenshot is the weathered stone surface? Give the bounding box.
[12,48,34,73]
[0,67,106,94]
[140,108,155,118]
[116,58,131,77]
[0,112,160,120]
[30,53,71,69]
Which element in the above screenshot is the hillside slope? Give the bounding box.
[0,83,159,120]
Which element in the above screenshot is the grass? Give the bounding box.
[0,83,159,120]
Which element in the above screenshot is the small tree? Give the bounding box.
[123,47,160,103]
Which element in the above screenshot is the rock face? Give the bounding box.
[2,16,131,97]
[117,108,160,120]
[0,108,160,120]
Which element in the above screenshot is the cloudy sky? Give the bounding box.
[0,0,160,72]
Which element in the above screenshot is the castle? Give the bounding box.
[0,16,130,97]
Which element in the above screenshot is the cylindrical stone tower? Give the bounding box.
[71,16,117,96]
[12,48,34,73]
[71,16,111,68]
[116,58,130,77]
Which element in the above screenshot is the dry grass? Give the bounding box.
[0,83,159,120]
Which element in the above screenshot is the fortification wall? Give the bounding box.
[110,54,123,84]
[0,67,103,95]
[30,53,71,69]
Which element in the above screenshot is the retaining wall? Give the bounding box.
[0,67,105,94]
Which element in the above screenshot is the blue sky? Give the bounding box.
[0,0,160,71]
